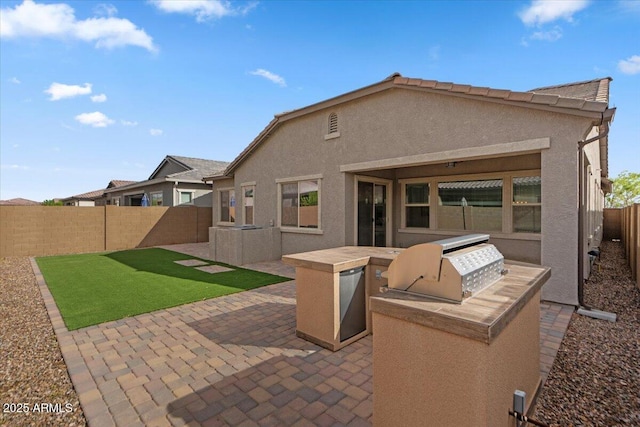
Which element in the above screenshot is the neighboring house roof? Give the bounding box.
[106,155,229,193]
[62,179,137,202]
[528,77,611,103]
[107,180,137,189]
[0,197,40,206]
[63,189,105,201]
[214,73,615,179]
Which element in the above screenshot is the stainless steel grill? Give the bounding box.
[384,234,506,303]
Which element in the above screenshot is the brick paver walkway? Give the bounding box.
[31,243,574,426]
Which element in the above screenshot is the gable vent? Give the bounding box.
[328,112,338,134]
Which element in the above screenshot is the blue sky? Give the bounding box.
[1,0,639,202]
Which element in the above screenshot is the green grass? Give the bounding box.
[36,248,291,331]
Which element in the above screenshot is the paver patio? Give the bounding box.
[31,243,574,426]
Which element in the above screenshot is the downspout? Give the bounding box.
[576,110,614,320]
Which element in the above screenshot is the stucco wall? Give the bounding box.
[372,292,540,426]
[221,87,596,304]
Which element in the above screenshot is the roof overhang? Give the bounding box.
[340,137,550,173]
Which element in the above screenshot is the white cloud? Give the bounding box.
[150,0,257,22]
[1,164,30,170]
[45,82,92,101]
[91,93,107,102]
[618,55,640,75]
[530,26,563,41]
[121,119,138,126]
[249,69,286,87]
[519,0,589,26]
[9,77,21,84]
[94,3,117,17]
[149,128,163,136]
[74,111,114,127]
[0,0,157,52]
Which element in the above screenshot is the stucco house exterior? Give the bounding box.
[206,73,615,306]
[106,155,229,207]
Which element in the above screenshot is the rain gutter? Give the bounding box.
[576,108,616,322]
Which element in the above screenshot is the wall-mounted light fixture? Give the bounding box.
[446,161,457,168]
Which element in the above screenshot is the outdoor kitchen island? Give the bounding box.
[284,238,550,426]
[282,246,402,351]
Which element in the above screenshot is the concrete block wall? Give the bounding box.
[0,206,212,257]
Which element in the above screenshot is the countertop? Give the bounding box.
[370,263,551,344]
[282,246,405,273]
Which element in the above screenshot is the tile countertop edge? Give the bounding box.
[369,265,551,345]
[282,246,404,273]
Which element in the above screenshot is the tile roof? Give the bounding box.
[70,189,106,199]
[107,180,137,188]
[0,197,41,206]
[391,75,611,113]
[528,77,611,103]
[166,155,229,181]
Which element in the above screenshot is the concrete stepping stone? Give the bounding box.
[174,259,209,267]
[195,265,235,274]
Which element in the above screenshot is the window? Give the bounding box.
[150,192,163,206]
[280,179,320,229]
[179,191,193,205]
[403,181,429,228]
[399,172,541,235]
[438,179,502,231]
[219,189,235,223]
[512,176,541,233]
[242,185,255,225]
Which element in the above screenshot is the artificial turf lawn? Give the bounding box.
[36,248,291,331]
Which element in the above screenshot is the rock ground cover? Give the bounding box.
[0,257,86,427]
[534,240,640,426]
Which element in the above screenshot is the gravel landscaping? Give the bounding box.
[0,240,637,427]
[534,240,640,426]
[0,257,86,427]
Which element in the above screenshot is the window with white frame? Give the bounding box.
[150,192,163,206]
[219,189,235,223]
[402,181,430,228]
[280,179,320,229]
[242,185,255,225]
[512,176,541,233]
[179,191,194,205]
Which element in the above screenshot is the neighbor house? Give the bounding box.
[61,180,136,206]
[0,198,41,206]
[205,73,615,306]
[106,155,229,207]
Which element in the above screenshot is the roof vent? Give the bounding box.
[328,112,338,134]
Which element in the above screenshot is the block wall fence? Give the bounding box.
[0,206,212,257]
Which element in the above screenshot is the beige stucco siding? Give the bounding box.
[222,87,597,305]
